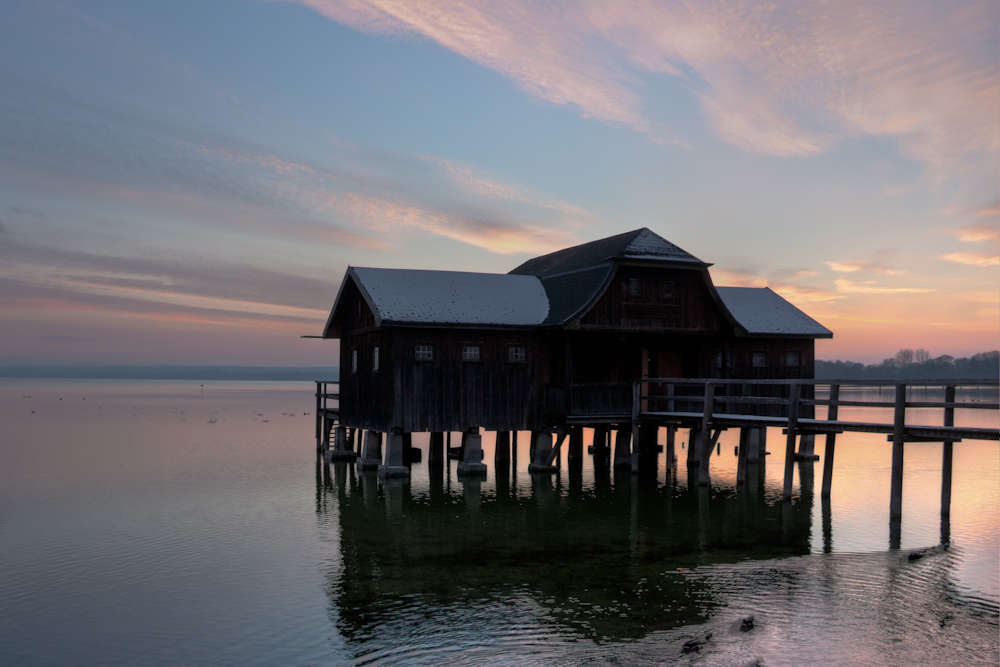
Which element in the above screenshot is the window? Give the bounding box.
[415,344,434,361]
[372,346,380,372]
[663,280,675,298]
[462,345,481,362]
[714,350,723,368]
[351,348,358,374]
[628,277,640,296]
[752,352,767,368]
[508,346,526,363]
[786,351,800,367]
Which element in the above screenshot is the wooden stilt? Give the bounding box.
[821,383,839,498]
[736,428,749,485]
[888,383,907,522]
[697,382,715,486]
[429,432,444,466]
[782,382,801,501]
[941,385,955,544]
[665,425,676,473]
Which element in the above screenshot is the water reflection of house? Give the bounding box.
[317,461,814,645]
[321,228,831,472]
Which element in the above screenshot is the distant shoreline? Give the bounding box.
[0,365,339,381]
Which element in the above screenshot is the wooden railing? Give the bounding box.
[314,381,339,447]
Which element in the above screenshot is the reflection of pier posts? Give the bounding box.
[384,477,407,518]
[463,475,482,510]
[665,425,676,475]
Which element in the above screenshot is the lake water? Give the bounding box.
[1,379,997,666]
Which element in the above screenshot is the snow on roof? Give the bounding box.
[716,287,832,337]
[353,267,549,326]
[620,228,702,263]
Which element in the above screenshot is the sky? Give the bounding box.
[0,0,997,366]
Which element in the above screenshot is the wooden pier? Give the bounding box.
[316,378,998,541]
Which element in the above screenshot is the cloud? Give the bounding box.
[285,0,999,176]
[834,278,934,294]
[825,261,902,275]
[946,223,1000,245]
[710,267,841,303]
[0,74,593,257]
[940,252,1000,267]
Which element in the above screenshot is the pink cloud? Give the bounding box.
[283,0,999,175]
[940,251,1000,267]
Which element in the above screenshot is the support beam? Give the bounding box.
[378,430,409,477]
[782,383,801,501]
[457,429,487,476]
[528,431,558,474]
[613,425,632,468]
[359,430,383,471]
[821,383,840,498]
[428,431,444,467]
[329,425,360,461]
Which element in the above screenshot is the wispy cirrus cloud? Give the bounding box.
[834,278,934,295]
[825,261,903,275]
[940,252,1000,267]
[0,73,592,258]
[285,0,999,177]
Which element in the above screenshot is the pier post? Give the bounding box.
[687,427,702,465]
[495,431,511,464]
[888,383,907,523]
[378,431,409,477]
[796,434,819,461]
[782,382,801,501]
[613,425,632,468]
[359,430,383,470]
[697,382,715,486]
[457,428,487,476]
[665,425,676,473]
[737,427,749,485]
[940,385,955,544]
[528,431,558,474]
[746,426,765,462]
[821,383,839,498]
[329,425,360,461]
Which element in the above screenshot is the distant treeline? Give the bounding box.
[817,350,999,380]
[0,365,340,381]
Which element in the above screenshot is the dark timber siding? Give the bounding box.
[579,266,727,332]
[394,328,547,433]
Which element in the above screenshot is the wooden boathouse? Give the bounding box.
[317,228,833,476]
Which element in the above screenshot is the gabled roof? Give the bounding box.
[329,267,549,331]
[509,228,705,278]
[716,287,833,338]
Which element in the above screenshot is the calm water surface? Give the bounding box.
[1,379,997,666]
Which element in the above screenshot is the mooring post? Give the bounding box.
[782,382,801,501]
[821,383,839,497]
[697,382,715,486]
[888,383,907,526]
[940,384,955,543]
